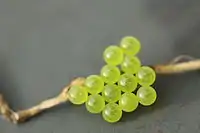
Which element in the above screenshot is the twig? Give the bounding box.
[15,77,85,123]
[154,59,200,74]
[0,95,17,123]
[0,77,85,124]
[0,55,200,124]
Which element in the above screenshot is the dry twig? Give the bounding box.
[154,55,200,74]
[0,77,85,124]
[1,55,200,124]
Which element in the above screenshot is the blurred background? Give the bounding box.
[0,0,200,133]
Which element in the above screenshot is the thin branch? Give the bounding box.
[14,77,85,123]
[0,95,17,123]
[1,55,200,124]
[0,77,85,124]
[154,59,200,74]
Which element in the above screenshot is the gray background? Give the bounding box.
[1,0,200,133]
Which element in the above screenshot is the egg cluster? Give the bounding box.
[68,36,157,123]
